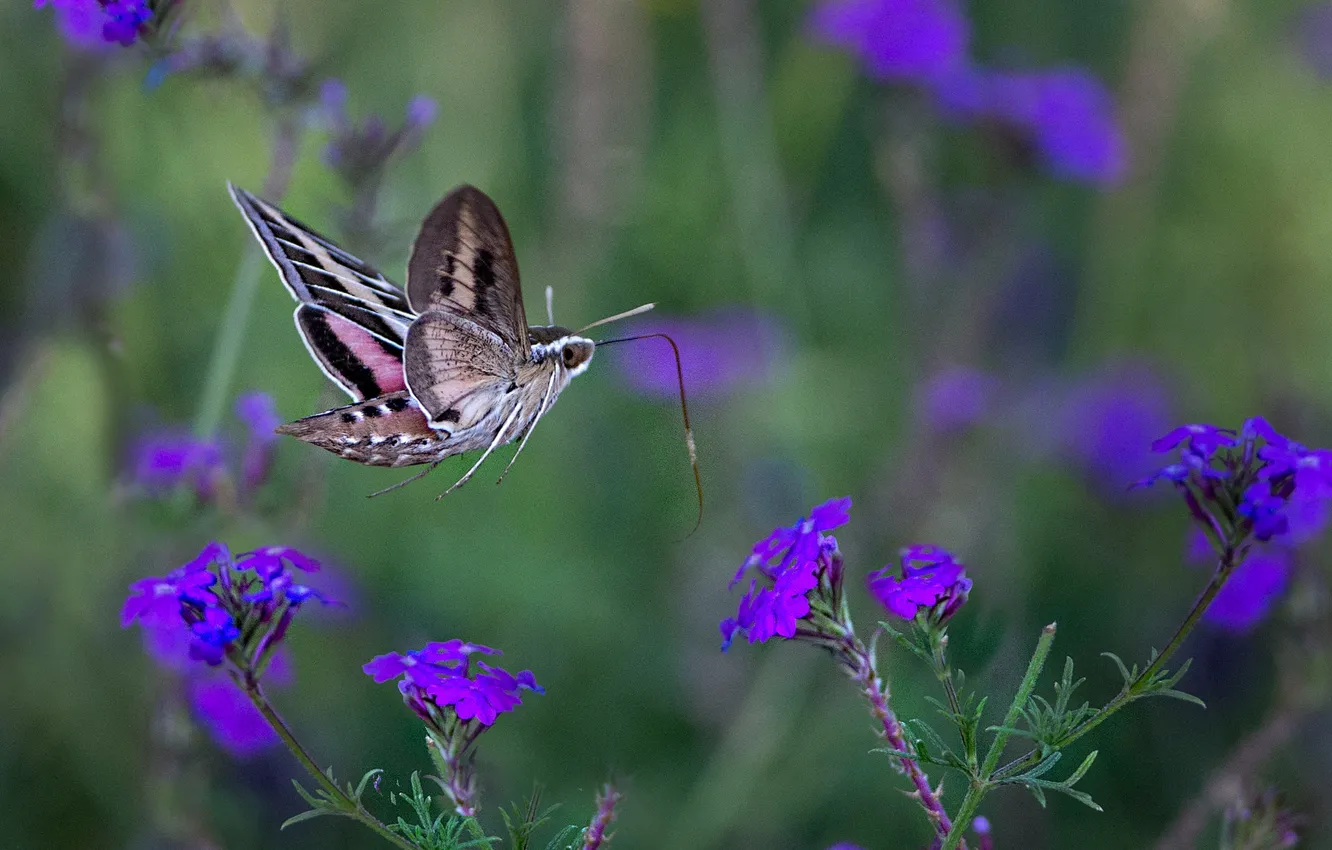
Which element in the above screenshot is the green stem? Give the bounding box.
[192,119,301,436]
[995,545,1242,782]
[193,246,262,436]
[243,682,420,850]
[941,623,1056,850]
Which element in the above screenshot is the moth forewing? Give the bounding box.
[231,181,669,500]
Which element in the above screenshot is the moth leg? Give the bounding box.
[495,370,557,486]
[439,403,524,499]
[367,459,443,498]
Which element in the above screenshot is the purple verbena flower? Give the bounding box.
[1139,418,1332,548]
[188,676,279,757]
[123,541,333,675]
[1058,362,1173,488]
[405,94,439,128]
[1204,549,1291,633]
[868,544,971,624]
[130,432,225,497]
[809,0,970,83]
[916,366,995,433]
[366,639,542,816]
[1297,3,1332,80]
[732,495,851,588]
[722,500,853,651]
[616,308,786,400]
[35,0,152,48]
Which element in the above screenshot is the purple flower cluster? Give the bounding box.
[867,544,971,625]
[721,497,974,650]
[722,497,851,650]
[129,389,282,502]
[1138,418,1332,547]
[809,0,1125,184]
[365,639,542,815]
[319,79,438,187]
[122,541,331,670]
[917,365,995,433]
[364,639,543,728]
[35,0,153,48]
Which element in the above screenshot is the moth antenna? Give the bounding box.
[545,285,555,325]
[597,332,703,536]
[367,459,443,498]
[576,303,655,335]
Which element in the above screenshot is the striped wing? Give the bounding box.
[229,184,412,400]
[406,185,530,352]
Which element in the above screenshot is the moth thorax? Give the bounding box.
[532,335,595,377]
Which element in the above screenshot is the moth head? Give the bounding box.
[560,338,595,375]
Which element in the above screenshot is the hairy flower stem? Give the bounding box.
[942,624,1056,850]
[944,545,1246,848]
[845,634,958,847]
[242,681,420,850]
[582,784,622,850]
[998,545,1243,783]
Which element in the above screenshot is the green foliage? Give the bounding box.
[283,767,386,829]
[498,786,583,850]
[387,773,495,850]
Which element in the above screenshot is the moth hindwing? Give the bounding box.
[230,183,607,496]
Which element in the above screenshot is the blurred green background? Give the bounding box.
[4,0,1332,848]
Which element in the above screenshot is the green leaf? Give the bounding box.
[281,808,341,830]
[1155,689,1206,708]
[1101,652,1133,684]
[353,768,384,801]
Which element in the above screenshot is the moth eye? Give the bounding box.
[562,346,578,368]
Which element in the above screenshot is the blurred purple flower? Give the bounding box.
[35,0,152,48]
[187,650,294,759]
[1206,550,1291,633]
[616,308,785,400]
[406,95,439,128]
[917,366,994,433]
[826,845,866,850]
[809,0,969,83]
[188,677,278,757]
[936,66,1126,184]
[1059,362,1172,488]
[1297,3,1332,80]
[990,68,1126,184]
[235,391,281,491]
[130,432,225,496]
[867,544,971,623]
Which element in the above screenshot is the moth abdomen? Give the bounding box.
[275,391,448,468]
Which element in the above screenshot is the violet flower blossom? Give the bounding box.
[867,544,971,626]
[616,308,786,400]
[35,0,153,48]
[808,0,1126,185]
[917,366,995,434]
[365,639,542,815]
[1058,362,1173,490]
[129,389,283,501]
[721,497,958,842]
[808,0,969,84]
[122,541,332,674]
[1136,417,1332,548]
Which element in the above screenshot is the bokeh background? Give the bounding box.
[4,0,1332,848]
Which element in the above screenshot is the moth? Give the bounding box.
[228,183,700,511]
